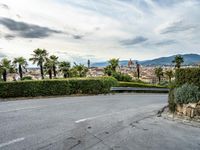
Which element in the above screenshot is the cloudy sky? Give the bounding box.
[0,0,200,63]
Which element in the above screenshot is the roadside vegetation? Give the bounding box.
[168,68,200,112]
[118,82,167,88]
[0,77,118,98]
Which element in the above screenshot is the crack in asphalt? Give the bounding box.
[76,112,159,150]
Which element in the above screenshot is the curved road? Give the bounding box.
[0,93,199,150]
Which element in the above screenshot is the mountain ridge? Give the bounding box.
[91,54,200,67]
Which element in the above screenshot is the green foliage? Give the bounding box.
[159,80,169,86]
[21,76,32,81]
[29,48,48,79]
[172,55,184,68]
[59,61,71,78]
[73,63,88,77]
[154,67,163,83]
[13,57,27,80]
[108,58,119,72]
[175,68,200,88]
[112,72,132,82]
[118,82,167,88]
[165,70,174,83]
[104,65,112,76]
[174,83,200,104]
[168,88,176,112]
[0,77,118,98]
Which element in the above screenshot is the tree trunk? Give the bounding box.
[53,65,56,77]
[3,69,7,81]
[19,64,23,80]
[169,77,171,83]
[40,64,44,79]
[48,69,52,79]
[137,69,140,79]
[158,76,161,84]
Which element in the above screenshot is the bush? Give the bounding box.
[159,80,169,86]
[168,88,176,112]
[175,68,200,88]
[174,83,200,104]
[118,82,167,88]
[22,76,32,80]
[112,72,132,82]
[0,77,118,98]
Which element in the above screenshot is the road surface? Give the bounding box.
[0,93,199,150]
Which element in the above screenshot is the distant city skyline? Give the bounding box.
[0,0,200,64]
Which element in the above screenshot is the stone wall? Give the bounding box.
[176,102,200,119]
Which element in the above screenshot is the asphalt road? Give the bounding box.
[0,93,199,150]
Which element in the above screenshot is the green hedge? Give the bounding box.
[175,68,200,88]
[117,82,167,88]
[168,68,200,112]
[0,77,118,98]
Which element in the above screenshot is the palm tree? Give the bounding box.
[13,57,27,80]
[44,58,53,79]
[59,61,71,78]
[155,67,163,84]
[0,58,13,81]
[29,48,48,79]
[74,63,88,77]
[172,55,184,68]
[50,55,59,78]
[165,70,174,83]
[104,65,112,76]
[108,58,119,72]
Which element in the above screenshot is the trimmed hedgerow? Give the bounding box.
[112,72,132,82]
[175,68,200,88]
[117,82,167,88]
[0,77,118,98]
[168,68,200,112]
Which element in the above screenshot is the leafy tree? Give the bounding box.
[104,65,112,76]
[44,58,54,79]
[29,48,48,79]
[73,63,88,77]
[155,67,163,84]
[108,58,119,72]
[0,58,14,81]
[59,61,71,78]
[13,57,27,80]
[165,70,174,83]
[172,55,184,68]
[50,55,59,78]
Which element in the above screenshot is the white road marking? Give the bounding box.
[75,108,137,123]
[0,138,25,148]
[0,106,47,113]
[75,104,164,123]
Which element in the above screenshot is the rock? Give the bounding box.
[176,101,200,118]
[186,107,192,117]
[176,104,183,114]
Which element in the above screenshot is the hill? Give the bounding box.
[91,54,200,67]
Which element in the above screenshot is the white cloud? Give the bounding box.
[0,0,199,62]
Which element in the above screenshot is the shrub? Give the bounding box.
[159,80,169,86]
[0,77,118,98]
[112,72,132,82]
[22,76,32,80]
[174,83,200,104]
[118,82,167,88]
[175,68,200,88]
[168,88,176,112]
